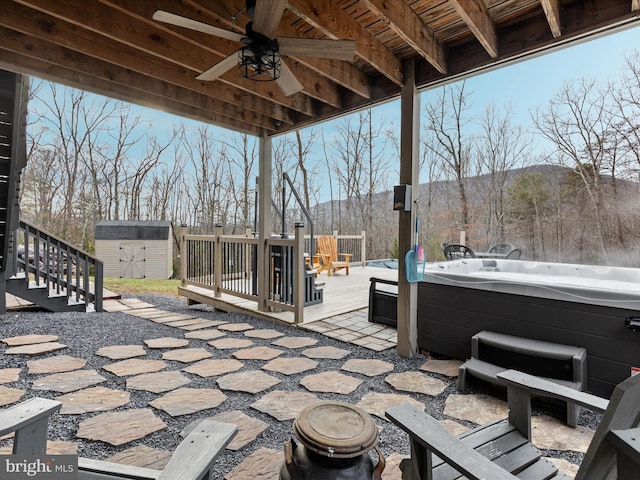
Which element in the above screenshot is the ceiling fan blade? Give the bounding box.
[276,59,304,96]
[278,38,356,61]
[253,0,287,38]
[196,54,239,81]
[153,10,245,43]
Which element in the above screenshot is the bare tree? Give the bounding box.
[423,81,474,232]
[533,78,616,262]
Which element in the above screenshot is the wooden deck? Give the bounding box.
[178,265,398,326]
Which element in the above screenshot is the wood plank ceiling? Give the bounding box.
[0,0,639,136]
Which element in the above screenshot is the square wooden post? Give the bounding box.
[397,59,420,357]
[257,130,272,312]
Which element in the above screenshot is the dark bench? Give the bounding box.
[458,330,587,427]
[368,277,397,327]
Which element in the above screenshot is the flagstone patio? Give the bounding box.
[0,295,597,479]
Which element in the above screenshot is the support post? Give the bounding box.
[257,130,273,312]
[397,59,420,358]
[361,230,367,266]
[214,224,223,298]
[293,223,305,324]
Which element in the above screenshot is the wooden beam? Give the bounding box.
[449,0,498,58]
[15,0,341,111]
[540,0,562,37]
[0,46,264,135]
[361,0,447,74]
[289,0,404,86]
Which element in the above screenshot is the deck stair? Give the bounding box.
[6,219,104,312]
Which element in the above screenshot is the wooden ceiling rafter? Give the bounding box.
[540,0,562,38]
[449,0,498,58]
[0,1,638,136]
[360,0,447,74]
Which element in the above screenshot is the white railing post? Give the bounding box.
[361,230,366,266]
[214,224,223,298]
[294,223,305,324]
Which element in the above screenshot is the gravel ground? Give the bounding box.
[0,294,600,476]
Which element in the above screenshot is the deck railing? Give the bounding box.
[181,224,307,323]
[13,219,104,311]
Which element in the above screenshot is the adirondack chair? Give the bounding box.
[0,397,237,480]
[317,235,352,275]
[386,369,640,480]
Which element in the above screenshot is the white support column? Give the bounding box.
[257,130,272,312]
[397,59,420,358]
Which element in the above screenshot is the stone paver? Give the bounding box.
[225,447,281,480]
[262,357,317,375]
[356,392,425,421]
[532,415,594,453]
[57,386,131,414]
[106,445,172,471]
[150,388,227,416]
[548,458,580,478]
[244,329,285,339]
[440,419,469,436]
[217,371,281,394]
[382,452,406,480]
[232,346,284,361]
[0,368,21,384]
[218,322,254,332]
[385,371,449,396]
[103,359,167,377]
[420,358,463,378]
[271,336,318,349]
[27,355,87,374]
[250,390,320,421]
[208,338,254,350]
[96,345,147,360]
[444,394,508,425]
[183,359,244,377]
[184,411,269,451]
[300,371,362,394]
[162,348,213,363]
[32,369,107,393]
[144,337,190,349]
[184,329,226,340]
[0,385,25,407]
[5,342,68,355]
[164,319,207,328]
[301,346,351,359]
[126,371,192,393]
[341,358,394,376]
[179,320,222,331]
[77,408,166,446]
[1,334,58,346]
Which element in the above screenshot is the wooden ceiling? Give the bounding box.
[1,0,639,136]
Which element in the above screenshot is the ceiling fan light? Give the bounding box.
[238,45,281,81]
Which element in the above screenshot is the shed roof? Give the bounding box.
[95,220,172,241]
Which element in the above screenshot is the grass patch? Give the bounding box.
[103,277,181,296]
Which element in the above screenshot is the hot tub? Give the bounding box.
[417,259,640,397]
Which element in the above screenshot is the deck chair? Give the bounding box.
[443,243,476,260]
[317,235,352,275]
[386,369,640,480]
[488,243,516,255]
[0,397,237,480]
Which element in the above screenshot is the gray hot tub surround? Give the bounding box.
[417,259,640,398]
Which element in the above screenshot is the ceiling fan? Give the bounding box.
[153,0,356,96]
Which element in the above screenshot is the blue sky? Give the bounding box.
[30,22,640,191]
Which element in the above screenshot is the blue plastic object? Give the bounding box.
[405,249,424,283]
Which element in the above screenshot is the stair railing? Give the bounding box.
[11,219,103,311]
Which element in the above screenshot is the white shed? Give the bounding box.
[95,220,174,279]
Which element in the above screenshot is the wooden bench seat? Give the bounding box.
[0,398,237,480]
[386,369,640,480]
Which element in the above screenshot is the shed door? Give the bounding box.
[120,243,145,278]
